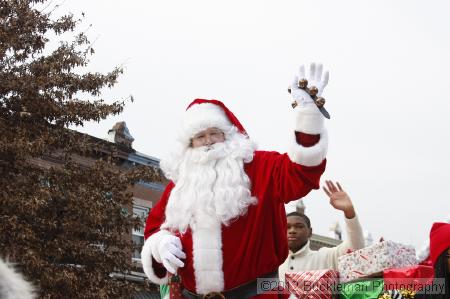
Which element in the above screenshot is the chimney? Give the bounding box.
[296,199,306,214]
[107,121,135,148]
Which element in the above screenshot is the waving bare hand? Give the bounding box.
[322,180,355,219]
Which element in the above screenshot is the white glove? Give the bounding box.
[289,62,330,135]
[290,63,329,107]
[156,234,186,274]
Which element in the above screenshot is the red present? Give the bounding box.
[383,265,434,292]
[285,270,339,299]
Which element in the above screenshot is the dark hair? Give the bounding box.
[433,248,450,299]
[416,247,450,299]
[286,212,311,228]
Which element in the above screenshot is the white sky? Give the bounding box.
[58,0,450,251]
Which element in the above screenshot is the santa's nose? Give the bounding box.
[204,136,214,146]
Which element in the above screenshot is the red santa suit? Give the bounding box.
[141,98,328,298]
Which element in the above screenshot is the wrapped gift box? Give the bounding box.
[338,241,417,283]
[285,269,339,299]
[339,279,385,299]
[383,265,434,292]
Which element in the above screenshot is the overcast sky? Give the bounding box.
[58,0,450,251]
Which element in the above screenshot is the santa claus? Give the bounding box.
[141,63,330,299]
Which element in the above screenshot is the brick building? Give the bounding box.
[31,121,166,298]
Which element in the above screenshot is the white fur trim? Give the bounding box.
[141,230,170,284]
[416,242,430,263]
[0,258,35,299]
[179,103,232,145]
[192,212,224,294]
[288,129,328,167]
[293,103,324,135]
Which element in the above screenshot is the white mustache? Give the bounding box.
[199,143,218,151]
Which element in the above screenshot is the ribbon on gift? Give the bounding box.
[351,270,367,277]
[358,254,370,261]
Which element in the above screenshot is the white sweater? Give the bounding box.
[278,215,365,283]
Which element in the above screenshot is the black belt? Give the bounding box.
[181,270,279,299]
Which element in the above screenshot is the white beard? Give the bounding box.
[160,129,257,233]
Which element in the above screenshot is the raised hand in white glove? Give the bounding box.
[289,63,330,135]
[156,234,186,274]
[290,63,329,107]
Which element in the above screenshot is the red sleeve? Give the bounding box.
[144,181,174,240]
[143,181,175,279]
[244,131,325,204]
[245,151,326,204]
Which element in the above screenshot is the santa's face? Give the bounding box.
[191,127,225,148]
[160,128,257,233]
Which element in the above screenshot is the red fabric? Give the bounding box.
[143,181,174,240]
[429,222,450,266]
[187,99,248,136]
[295,132,320,147]
[419,257,432,266]
[383,265,435,291]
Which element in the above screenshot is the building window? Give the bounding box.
[132,205,149,261]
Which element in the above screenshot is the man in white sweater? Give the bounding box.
[279,180,365,281]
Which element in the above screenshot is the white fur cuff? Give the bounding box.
[288,129,328,167]
[141,230,170,284]
[0,258,35,299]
[293,103,324,135]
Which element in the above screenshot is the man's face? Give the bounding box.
[191,127,225,148]
[287,215,312,253]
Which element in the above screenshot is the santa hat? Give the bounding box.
[429,222,450,266]
[179,99,247,145]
